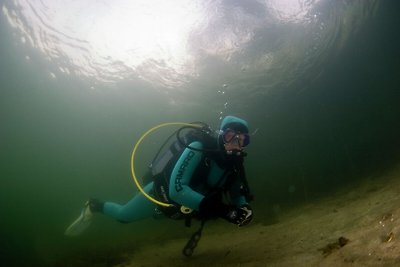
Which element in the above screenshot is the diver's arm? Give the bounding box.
[232,195,247,207]
[227,168,253,226]
[229,162,252,207]
[168,141,205,211]
[229,178,248,207]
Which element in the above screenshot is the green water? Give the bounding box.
[1,1,399,266]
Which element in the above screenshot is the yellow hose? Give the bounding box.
[130,122,203,207]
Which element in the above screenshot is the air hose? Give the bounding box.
[130,122,202,207]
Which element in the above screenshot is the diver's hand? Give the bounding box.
[225,205,253,227]
[199,195,253,226]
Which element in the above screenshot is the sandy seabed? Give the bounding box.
[113,166,400,267]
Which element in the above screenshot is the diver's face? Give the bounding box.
[222,129,249,151]
[224,141,242,151]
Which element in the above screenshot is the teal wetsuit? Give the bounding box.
[102,141,247,223]
[169,141,247,210]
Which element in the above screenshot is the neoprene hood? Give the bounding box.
[220,116,249,133]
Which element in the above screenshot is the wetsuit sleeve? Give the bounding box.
[228,174,248,207]
[168,141,205,211]
[231,195,247,207]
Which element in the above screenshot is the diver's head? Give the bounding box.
[219,116,250,156]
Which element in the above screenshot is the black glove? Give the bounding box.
[225,205,253,227]
[199,195,253,226]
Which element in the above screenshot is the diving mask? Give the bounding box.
[221,129,250,147]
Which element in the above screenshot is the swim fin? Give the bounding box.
[65,202,93,236]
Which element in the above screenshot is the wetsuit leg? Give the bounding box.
[102,182,156,223]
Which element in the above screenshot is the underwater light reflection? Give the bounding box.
[266,0,322,24]
[2,0,204,87]
[3,0,324,90]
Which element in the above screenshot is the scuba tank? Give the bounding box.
[149,122,215,178]
[145,123,217,219]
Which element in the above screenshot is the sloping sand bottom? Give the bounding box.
[114,166,400,267]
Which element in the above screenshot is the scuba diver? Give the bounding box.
[66,115,253,255]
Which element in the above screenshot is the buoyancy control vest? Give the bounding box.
[145,124,218,219]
